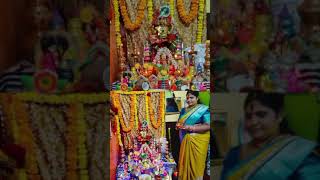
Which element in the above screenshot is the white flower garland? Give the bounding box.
[85,104,108,179]
[29,103,67,180]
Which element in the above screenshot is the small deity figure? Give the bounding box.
[137,120,152,143]
[160,53,168,66]
[156,17,170,39]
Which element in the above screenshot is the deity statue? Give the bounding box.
[156,18,170,39]
[160,53,168,66]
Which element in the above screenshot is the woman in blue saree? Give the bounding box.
[221,92,320,180]
[176,90,210,180]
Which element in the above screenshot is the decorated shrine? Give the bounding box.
[111,0,210,92]
[213,0,320,92]
[17,0,109,93]
[111,91,176,179]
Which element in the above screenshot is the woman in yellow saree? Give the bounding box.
[176,90,210,180]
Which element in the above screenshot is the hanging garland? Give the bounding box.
[113,93,135,132]
[76,103,89,180]
[147,92,164,129]
[115,116,123,147]
[66,104,79,180]
[147,0,153,23]
[13,99,40,179]
[177,0,199,25]
[170,0,175,17]
[113,0,122,47]
[119,0,147,31]
[196,0,205,43]
[16,93,109,104]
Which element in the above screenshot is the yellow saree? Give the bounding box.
[178,104,210,180]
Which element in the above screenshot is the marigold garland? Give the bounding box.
[14,99,40,179]
[119,0,147,31]
[177,0,199,25]
[148,92,164,129]
[113,93,135,132]
[115,116,123,147]
[16,93,109,104]
[196,0,205,43]
[0,95,17,142]
[113,0,122,47]
[145,93,150,126]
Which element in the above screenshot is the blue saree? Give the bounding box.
[221,136,320,180]
[177,104,210,142]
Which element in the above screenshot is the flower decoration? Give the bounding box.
[113,0,122,47]
[119,0,147,31]
[147,0,153,23]
[34,70,58,93]
[112,93,135,133]
[147,92,165,129]
[177,0,199,25]
[170,0,175,17]
[196,0,205,43]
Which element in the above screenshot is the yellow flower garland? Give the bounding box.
[177,0,199,25]
[147,0,153,23]
[113,0,122,47]
[16,93,109,104]
[13,99,40,179]
[170,0,175,17]
[119,0,147,31]
[111,90,166,137]
[145,92,150,126]
[196,0,205,43]
[113,93,135,133]
[148,92,164,129]
[0,95,17,142]
[115,116,123,147]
